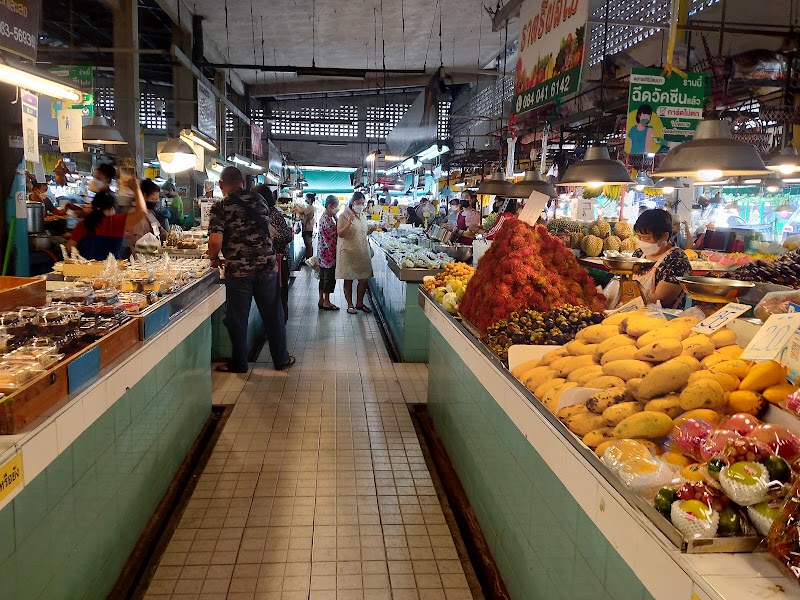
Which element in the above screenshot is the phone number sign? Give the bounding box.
[514,67,580,115]
[0,0,39,62]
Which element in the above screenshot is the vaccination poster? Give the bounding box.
[624,68,706,156]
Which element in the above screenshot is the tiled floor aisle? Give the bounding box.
[142,269,477,600]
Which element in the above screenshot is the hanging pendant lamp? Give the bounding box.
[767,146,800,175]
[508,170,557,198]
[654,177,686,194]
[557,145,634,186]
[477,171,514,196]
[82,116,127,145]
[633,170,655,191]
[654,119,769,180]
[158,138,197,174]
[762,173,786,193]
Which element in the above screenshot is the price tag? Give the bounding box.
[789,302,800,313]
[691,303,750,335]
[741,313,800,361]
[782,330,800,383]
[608,296,645,315]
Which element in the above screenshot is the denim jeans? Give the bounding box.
[224,271,289,371]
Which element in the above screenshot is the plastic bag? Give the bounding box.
[135,232,161,255]
[305,256,320,279]
[603,278,621,309]
[754,290,800,321]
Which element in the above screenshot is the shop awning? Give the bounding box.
[302,169,354,195]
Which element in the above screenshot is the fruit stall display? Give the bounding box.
[507,308,800,558]
[483,305,604,361]
[421,262,475,316]
[546,217,638,257]
[371,232,455,269]
[720,249,800,288]
[458,219,606,333]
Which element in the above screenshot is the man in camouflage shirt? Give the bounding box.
[208,166,295,372]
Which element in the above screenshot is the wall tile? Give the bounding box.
[21,422,57,484]
[56,399,85,454]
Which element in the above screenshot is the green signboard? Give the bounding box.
[625,68,706,156]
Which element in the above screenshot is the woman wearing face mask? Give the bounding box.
[336,191,374,314]
[483,197,519,240]
[444,198,461,229]
[125,178,168,253]
[632,209,691,308]
[627,104,655,155]
[454,193,482,245]
[68,175,147,260]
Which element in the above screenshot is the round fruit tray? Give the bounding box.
[678,276,755,299]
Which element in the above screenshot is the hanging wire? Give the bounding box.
[250,0,257,64]
[423,0,442,71]
[312,0,316,67]
[439,2,444,68]
[401,0,406,72]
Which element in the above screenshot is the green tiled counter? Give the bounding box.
[421,292,787,600]
[368,239,430,362]
[0,286,225,600]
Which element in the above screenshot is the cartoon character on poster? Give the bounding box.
[626,104,667,155]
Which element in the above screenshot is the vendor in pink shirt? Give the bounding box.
[484,197,519,240]
[454,192,482,245]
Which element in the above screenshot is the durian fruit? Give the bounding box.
[603,236,621,252]
[614,221,634,240]
[547,218,583,234]
[583,235,604,257]
[571,232,585,249]
[590,219,611,239]
[620,237,639,252]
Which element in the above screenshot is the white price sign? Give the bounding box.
[609,297,645,315]
[741,313,800,361]
[692,303,750,335]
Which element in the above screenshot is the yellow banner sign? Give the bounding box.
[0,452,23,504]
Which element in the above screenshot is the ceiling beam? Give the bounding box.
[153,0,245,95]
[492,0,524,32]
[252,72,498,98]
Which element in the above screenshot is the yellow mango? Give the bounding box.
[709,328,738,349]
[600,345,640,366]
[763,384,799,406]
[726,390,768,417]
[613,411,674,439]
[709,359,751,380]
[738,360,786,392]
[602,359,652,381]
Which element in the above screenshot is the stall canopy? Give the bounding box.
[301,168,355,195]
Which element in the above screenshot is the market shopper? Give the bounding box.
[208,167,294,373]
[90,162,116,194]
[125,178,168,252]
[632,209,692,308]
[484,197,519,240]
[317,195,340,311]
[454,192,482,245]
[68,175,148,260]
[255,185,294,322]
[337,191,374,315]
[671,218,691,250]
[30,181,81,217]
[302,193,316,259]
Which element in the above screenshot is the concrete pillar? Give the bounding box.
[112,0,142,172]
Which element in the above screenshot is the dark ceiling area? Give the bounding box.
[37,0,175,87]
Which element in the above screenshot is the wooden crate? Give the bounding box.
[0,319,142,435]
[0,277,45,311]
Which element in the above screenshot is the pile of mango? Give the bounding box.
[511,310,797,451]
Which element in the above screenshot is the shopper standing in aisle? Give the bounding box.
[302,193,316,259]
[68,173,148,260]
[337,191,374,315]
[317,195,340,311]
[208,167,295,373]
[255,185,294,322]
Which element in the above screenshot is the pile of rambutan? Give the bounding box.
[459,219,605,333]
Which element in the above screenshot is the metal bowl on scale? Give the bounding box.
[602,256,656,274]
[677,276,755,300]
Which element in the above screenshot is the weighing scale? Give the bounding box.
[677,276,755,316]
[602,256,656,307]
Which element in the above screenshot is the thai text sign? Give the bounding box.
[0,0,38,61]
[0,452,23,504]
[625,68,705,155]
[513,0,589,116]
